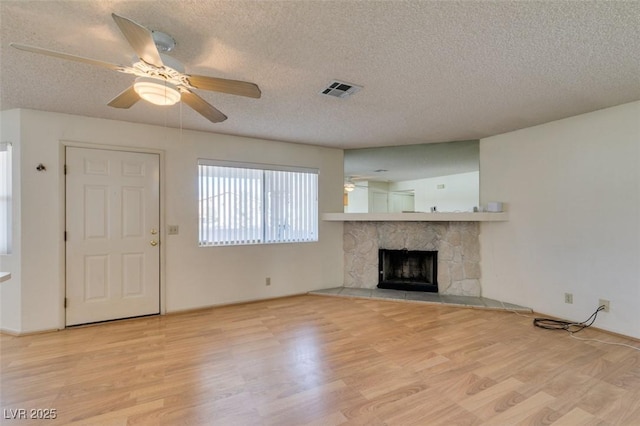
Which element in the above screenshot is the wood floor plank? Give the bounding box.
[1,294,638,425]
[553,407,600,425]
[458,377,525,414]
[481,391,555,425]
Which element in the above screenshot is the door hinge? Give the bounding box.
[64,231,67,241]
[64,164,68,175]
[64,298,68,308]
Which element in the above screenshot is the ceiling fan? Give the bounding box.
[344,176,371,192]
[10,13,261,123]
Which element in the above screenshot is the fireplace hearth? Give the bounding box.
[378,249,438,292]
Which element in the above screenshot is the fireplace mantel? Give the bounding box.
[322,212,508,222]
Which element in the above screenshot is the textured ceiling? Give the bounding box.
[1,1,639,149]
[344,140,479,183]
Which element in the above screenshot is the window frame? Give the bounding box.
[198,159,319,247]
[0,142,12,255]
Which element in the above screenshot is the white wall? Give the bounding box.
[480,101,640,339]
[1,109,344,334]
[391,171,479,212]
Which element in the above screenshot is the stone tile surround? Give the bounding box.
[343,221,481,296]
[310,287,531,313]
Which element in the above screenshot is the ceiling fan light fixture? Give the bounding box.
[134,77,181,106]
[11,13,260,123]
[344,182,356,192]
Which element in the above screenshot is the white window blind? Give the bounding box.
[198,160,318,246]
[0,143,12,255]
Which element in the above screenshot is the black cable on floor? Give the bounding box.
[533,305,605,334]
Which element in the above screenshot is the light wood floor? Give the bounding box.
[1,295,639,425]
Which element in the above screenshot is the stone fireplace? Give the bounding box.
[343,221,481,296]
[378,249,438,292]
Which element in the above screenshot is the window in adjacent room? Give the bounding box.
[0,142,12,254]
[198,160,318,246]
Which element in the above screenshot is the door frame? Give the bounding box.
[60,140,166,329]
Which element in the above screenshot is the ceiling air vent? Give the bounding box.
[320,80,362,98]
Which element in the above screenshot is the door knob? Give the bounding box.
[150,228,158,235]
[150,240,158,247]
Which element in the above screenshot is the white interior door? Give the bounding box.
[370,191,389,213]
[66,147,160,326]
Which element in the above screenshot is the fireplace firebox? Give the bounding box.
[378,249,438,292]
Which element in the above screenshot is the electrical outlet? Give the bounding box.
[266,277,271,286]
[599,299,610,312]
[564,293,573,304]
[168,225,179,235]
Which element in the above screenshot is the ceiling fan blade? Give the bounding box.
[186,75,261,99]
[10,43,126,72]
[181,90,227,123]
[111,13,163,68]
[107,86,140,109]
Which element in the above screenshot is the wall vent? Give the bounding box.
[320,80,362,98]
